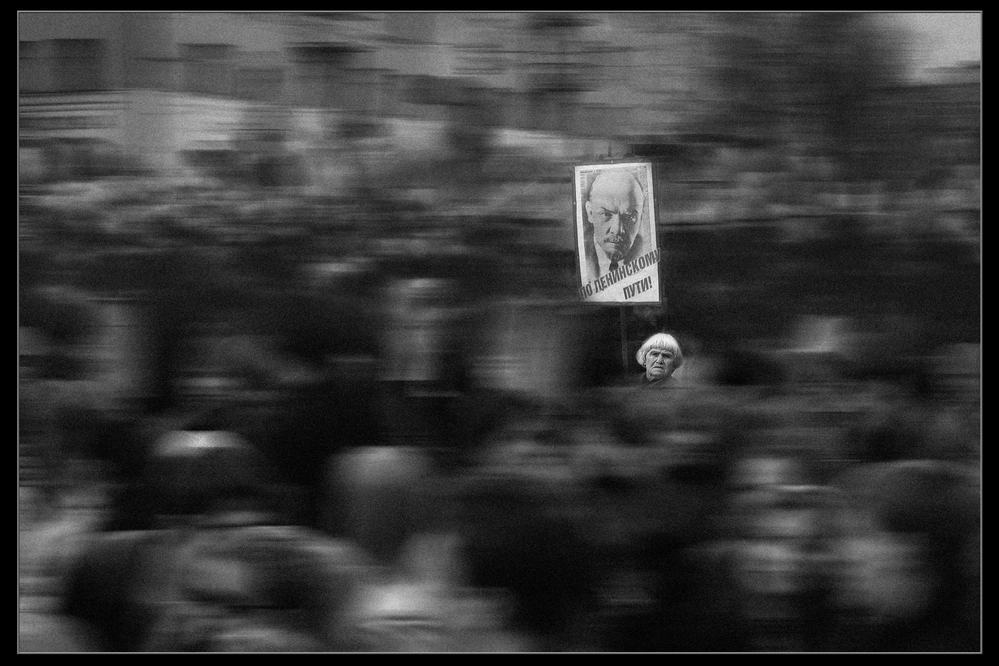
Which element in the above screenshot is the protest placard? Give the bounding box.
[573,161,661,305]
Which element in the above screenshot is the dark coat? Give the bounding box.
[640,375,677,390]
[63,520,374,651]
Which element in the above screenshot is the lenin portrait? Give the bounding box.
[574,161,657,289]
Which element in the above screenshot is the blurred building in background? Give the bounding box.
[16,12,784,179]
[19,12,979,208]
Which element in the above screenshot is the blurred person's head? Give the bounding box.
[624,429,732,552]
[730,450,811,492]
[828,460,980,626]
[726,446,825,545]
[636,332,683,382]
[144,429,273,520]
[452,474,599,650]
[846,407,922,463]
[833,523,938,623]
[585,170,646,265]
[320,446,439,567]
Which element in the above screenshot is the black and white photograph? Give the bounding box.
[574,161,661,304]
[18,11,980,654]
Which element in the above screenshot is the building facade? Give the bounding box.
[19,12,714,179]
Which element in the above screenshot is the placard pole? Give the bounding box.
[620,306,629,372]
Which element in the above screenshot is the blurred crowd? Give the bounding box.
[18,338,981,651]
[18,63,980,653]
[18,174,981,650]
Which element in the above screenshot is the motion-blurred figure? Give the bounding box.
[321,445,542,651]
[724,448,834,651]
[62,429,375,651]
[825,459,980,651]
[450,473,601,651]
[320,446,438,569]
[590,426,744,652]
[379,277,468,457]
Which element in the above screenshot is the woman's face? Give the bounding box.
[644,347,677,380]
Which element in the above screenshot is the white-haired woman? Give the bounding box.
[636,333,683,388]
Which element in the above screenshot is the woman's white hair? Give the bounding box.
[636,333,683,368]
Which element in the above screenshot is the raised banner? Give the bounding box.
[573,161,661,304]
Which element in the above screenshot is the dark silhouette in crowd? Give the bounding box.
[722,445,835,651]
[824,459,980,651]
[451,474,601,651]
[61,430,375,651]
[320,446,439,569]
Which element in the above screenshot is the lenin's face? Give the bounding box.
[585,171,644,263]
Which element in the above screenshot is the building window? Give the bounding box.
[19,41,44,93]
[131,57,179,92]
[297,59,333,107]
[182,44,236,97]
[384,12,438,44]
[289,45,357,108]
[235,67,285,103]
[52,39,107,92]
